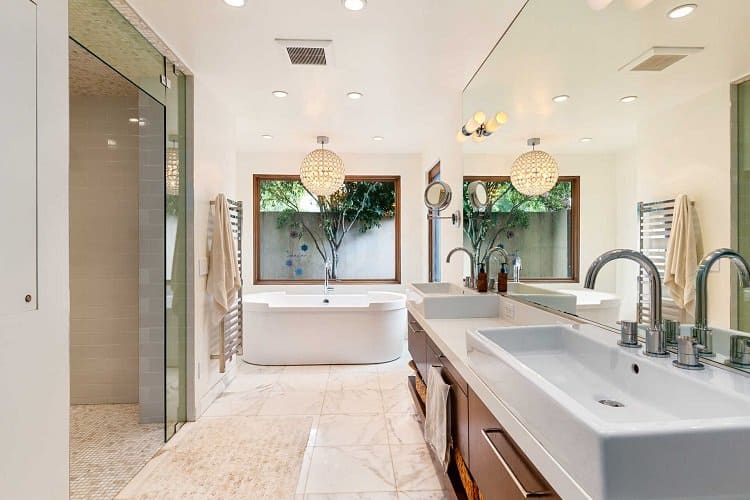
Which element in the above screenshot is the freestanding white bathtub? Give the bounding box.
[242,291,406,365]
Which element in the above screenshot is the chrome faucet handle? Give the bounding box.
[673,336,705,370]
[728,335,750,367]
[643,325,669,358]
[691,325,715,357]
[616,320,640,348]
[662,319,680,346]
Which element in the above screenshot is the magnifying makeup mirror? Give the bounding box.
[424,180,452,211]
[467,180,489,210]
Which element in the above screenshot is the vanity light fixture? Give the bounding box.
[667,4,697,19]
[457,111,508,143]
[261,134,273,140]
[552,94,570,103]
[272,90,288,98]
[372,136,384,141]
[510,138,559,196]
[347,91,363,100]
[342,0,367,11]
[223,0,245,7]
[300,136,346,196]
[620,95,638,103]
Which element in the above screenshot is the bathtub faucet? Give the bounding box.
[323,259,334,296]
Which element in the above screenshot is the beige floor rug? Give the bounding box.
[116,415,313,500]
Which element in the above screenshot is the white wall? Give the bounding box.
[614,85,734,327]
[236,152,424,292]
[191,79,239,416]
[0,1,70,497]
[464,152,619,292]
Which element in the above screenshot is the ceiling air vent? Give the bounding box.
[619,46,703,72]
[276,39,334,66]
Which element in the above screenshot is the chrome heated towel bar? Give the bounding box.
[209,198,244,373]
[637,198,692,324]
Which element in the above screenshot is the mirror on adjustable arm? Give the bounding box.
[462,0,750,373]
[424,180,461,226]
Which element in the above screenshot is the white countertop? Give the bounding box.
[407,296,592,500]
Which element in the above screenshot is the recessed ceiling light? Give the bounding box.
[261,134,273,140]
[272,90,288,98]
[342,0,367,11]
[223,0,245,6]
[347,91,364,100]
[667,4,697,19]
[580,137,593,143]
[372,136,384,141]
[552,94,570,103]
[620,95,638,103]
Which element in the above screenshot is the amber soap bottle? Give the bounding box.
[477,263,488,293]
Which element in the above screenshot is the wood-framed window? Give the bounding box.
[253,174,401,284]
[427,162,441,282]
[463,176,580,282]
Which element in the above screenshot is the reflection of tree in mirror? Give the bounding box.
[463,180,572,265]
[259,179,396,279]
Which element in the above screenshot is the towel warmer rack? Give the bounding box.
[637,198,693,324]
[209,198,244,373]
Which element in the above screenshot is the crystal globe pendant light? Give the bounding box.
[510,138,559,196]
[300,136,346,196]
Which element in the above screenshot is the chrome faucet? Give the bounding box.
[692,248,750,356]
[484,246,510,275]
[512,255,522,283]
[447,247,475,288]
[585,249,668,357]
[323,259,334,297]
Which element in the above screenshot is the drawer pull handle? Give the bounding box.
[481,428,552,498]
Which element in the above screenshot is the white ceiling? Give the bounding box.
[462,0,750,155]
[125,0,526,154]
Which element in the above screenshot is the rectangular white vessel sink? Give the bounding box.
[506,282,577,315]
[408,282,499,319]
[466,323,750,499]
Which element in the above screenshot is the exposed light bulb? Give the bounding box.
[456,131,469,143]
[484,112,508,134]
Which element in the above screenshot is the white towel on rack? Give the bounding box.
[664,194,700,314]
[207,194,241,325]
[424,366,451,470]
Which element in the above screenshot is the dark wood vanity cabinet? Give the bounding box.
[407,311,558,500]
[469,389,560,500]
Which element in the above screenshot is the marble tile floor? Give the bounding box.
[70,404,163,500]
[120,342,456,499]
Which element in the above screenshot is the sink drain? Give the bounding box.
[598,399,625,408]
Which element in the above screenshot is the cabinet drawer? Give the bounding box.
[438,356,469,461]
[469,389,559,499]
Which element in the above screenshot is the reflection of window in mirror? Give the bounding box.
[428,163,441,282]
[463,176,580,282]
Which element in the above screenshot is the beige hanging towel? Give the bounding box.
[207,194,241,325]
[424,365,451,470]
[664,194,700,314]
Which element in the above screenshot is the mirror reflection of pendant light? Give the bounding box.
[456,111,507,143]
[300,136,346,196]
[166,135,180,196]
[510,138,559,196]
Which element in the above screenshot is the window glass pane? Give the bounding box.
[463,178,576,280]
[257,177,399,282]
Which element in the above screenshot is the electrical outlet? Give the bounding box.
[502,301,515,320]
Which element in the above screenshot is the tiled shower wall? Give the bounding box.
[138,94,166,424]
[70,95,140,404]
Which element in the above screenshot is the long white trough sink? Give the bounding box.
[407,282,499,319]
[466,323,750,499]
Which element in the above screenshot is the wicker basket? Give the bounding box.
[415,374,427,403]
[454,447,481,500]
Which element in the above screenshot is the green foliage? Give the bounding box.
[463,180,572,264]
[259,178,396,278]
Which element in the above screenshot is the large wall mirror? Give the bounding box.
[462,0,750,373]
